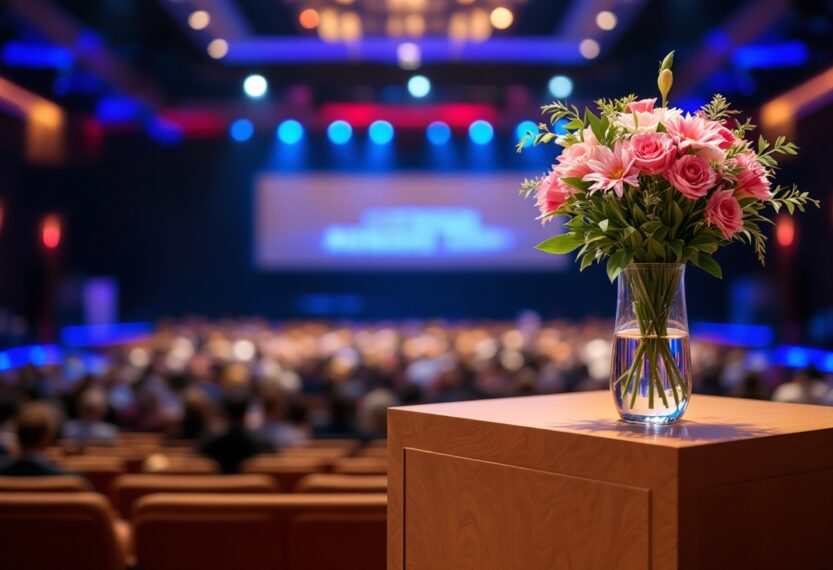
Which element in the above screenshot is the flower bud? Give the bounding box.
[658,68,673,106]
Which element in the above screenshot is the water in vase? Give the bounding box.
[611,327,692,425]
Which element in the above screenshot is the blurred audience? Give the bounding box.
[199,391,274,474]
[0,403,67,476]
[256,388,309,449]
[62,388,119,445]
[0,318,829,458]
[772,366,829,405]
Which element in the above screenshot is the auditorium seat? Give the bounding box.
[278,446,353,460]
[241,455,327,490]
[55,455,126,495]
[332,457,388,475]
[109,473,278,517]
[133,493,387,570]
[119,432,163,447]
[0,493,128,570]
[0,475,90,493]
[79,446,148,472]
[357,446,388,459]
[295,473,387,494]
[302,438,360,452]
[142,454,219,474]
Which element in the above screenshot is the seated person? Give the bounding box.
[62,388,119,445]
[0,402,69,476]
[200,391,274,474]
[256,389,310,450]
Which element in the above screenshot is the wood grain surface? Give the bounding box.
[388,391,833,570]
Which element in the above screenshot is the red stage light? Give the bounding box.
[776,216,795,248]
[41,214,62,249]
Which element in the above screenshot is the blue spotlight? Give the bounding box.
[426,121,451,145]
[548,75,573,98]
[515,120,538,145]
[368,120,394,145]
[407,75,431,98]
[468,120,494,145]
[229,118,254,142]
[327,120,353,144]
[277,119,304,144]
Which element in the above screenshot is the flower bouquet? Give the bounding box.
[518,52,818,424]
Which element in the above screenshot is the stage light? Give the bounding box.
[595,11,617,31]
[515,120,538,145]
[490,7,514,30]
[397,42,421,70]
[207,38,228,59]
[277,119,304,144]
[548,75,573,98]
[776,216,795,247]
[368,120,394,145]
[299,8,319,29]
[426,121,451,145]
[188,10,210,30]
[243,74,268,98]
[229,118,254,142]
[408,75,431,98]
[579,39,600,60]
[327,120,353,144]
[41,214,61,249]
[468,120,494,145]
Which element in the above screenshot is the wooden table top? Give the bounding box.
[392,391,833,448]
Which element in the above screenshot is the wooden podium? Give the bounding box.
[387,391,833,570]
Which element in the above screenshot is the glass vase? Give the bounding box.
[610,263,692,425]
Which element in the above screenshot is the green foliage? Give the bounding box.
[701,94,740,122]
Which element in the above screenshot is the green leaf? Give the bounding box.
[606,250,633,282]
[535,233,584,255]
[696,253,723,279]
[560,177,591,192]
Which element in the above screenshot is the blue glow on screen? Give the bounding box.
[733,42,808,69]
[2,42,73,69]
[322,207,514,256]
[426,121,451,145]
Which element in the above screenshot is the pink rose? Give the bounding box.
[630,132,677,175]
[705,189,743,239]
[664,154,718,199]
[557,141,600,179]
[731,151,771,200]
[626,98,656,113]
[535,168,573,221]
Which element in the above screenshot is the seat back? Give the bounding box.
[55,456,125,494]
[133,493,386,570]
[0,475,89,493]
[142,454,219,475]
[332,457,388,475]
[110,473,277,517]
[301,438,360,453]
[0,493,124,570]
[278,446,352,460]
[241,455,326,491]
[295,473,387,494]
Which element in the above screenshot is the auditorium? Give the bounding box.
[0,1,832,569]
